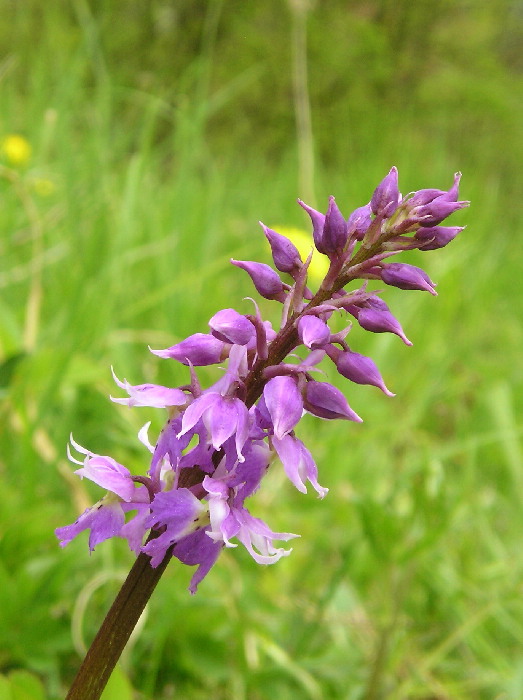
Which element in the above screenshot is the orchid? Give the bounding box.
[58,168,468,699]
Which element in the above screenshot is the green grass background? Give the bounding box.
[1,1,523,698]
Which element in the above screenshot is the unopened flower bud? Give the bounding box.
[322,196,349,253]
[347,203,372,240]
[261,222,302,275]
[327,346,394,396]
[413,173,469,226]
[379,263,437,295]
[371,166,400,217]
[348,299,412,346]
[151,333,227,365]
[304,380,362,421]
[298,199,327,254]
[231,259,286,301]
[209,308,256,345]
[414,225,464,250]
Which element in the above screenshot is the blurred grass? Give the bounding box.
[1,1,523,699]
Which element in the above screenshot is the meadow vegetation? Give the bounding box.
[1,2,523,698]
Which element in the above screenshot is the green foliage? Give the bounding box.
[1,2,523,698]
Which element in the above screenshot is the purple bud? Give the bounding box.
[379,263,437,295]
[297,315,331,349]
[209,308,256,345]
[261,222,302,274]
[407,188,447,207]
[231,259,286,301]
[347,203,372,240]
[328,346,395,396]
[263,375,303,439]
[151,333,227,365]
[322,196,349,253]
[415,173,469,226]
[304,380,362,422]
[365,295,390,312]
[446,171,462,202]
[371,167,400,217]
[298,199,327,254]
[416,198,469,227]
[414,225,464,250]
[348,302,412,346]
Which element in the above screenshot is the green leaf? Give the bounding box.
[100,666,134,700]
[6,670,46,700]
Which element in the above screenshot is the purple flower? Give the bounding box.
[348,297,412,346]
[55,497,126,552]
[297,315,331,349]
[371,167,400,217]
[66,437,148,502]
[178,391,251,462]
[261,223,302,275]
[272,434,328,497]
[298,199,326,254]
[263,375,303,439]
[304,380,362,421]
[379,263,437,295]
[110,369,190,409]
[230,259,287,301]
[208,308,256,345]
[172,528,223,594]
[141,488,209,567]
[56,166,466,595]
[411,173,469,226]
[298,197,348,257]
[151,333,226,366]
[347,203,372,240]
[322,196,349,253]
[327,346,395,396]
[414,225,464,250]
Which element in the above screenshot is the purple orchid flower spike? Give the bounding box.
[57,166,466,614]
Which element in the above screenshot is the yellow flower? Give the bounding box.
[1,134,32,166]
[268,225,329,285]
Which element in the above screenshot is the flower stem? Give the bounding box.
[65,548,172,700]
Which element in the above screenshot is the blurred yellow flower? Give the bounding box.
[1,134,32,166]
[269,225,329,284]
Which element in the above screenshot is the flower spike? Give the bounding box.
[57,166,466,596]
